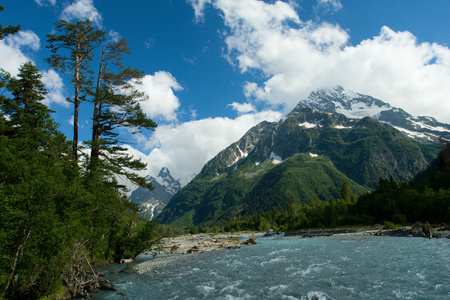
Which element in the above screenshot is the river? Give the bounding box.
[92,235,449,299]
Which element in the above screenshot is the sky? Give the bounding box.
[1,0,449,187]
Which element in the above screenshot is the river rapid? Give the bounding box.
[92,235,449,299]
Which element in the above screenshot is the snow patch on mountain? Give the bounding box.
[333,100,390,119]
[270,152,283,164]
[227,145,249,167]
[409,118,449,132]
[392,126,435,141]
[299,121,321,128]
[334,125,353,129]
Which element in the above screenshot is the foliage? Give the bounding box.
[198,143,449,233]
[0,6,20,40]
[46,19,105,162]
[160,154,367,228]
[87,38,157,190]
[0,55,159,300]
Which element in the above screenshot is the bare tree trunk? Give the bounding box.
[91,46,105,161]
[1,229,32,298]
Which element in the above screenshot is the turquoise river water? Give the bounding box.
[92,235,449,299]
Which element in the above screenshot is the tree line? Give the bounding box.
[0,7,161,299]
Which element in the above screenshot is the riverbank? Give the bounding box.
[125,224,449,275]
[126,232,261,274]
[284,223,450,239]
[146,231,261,255]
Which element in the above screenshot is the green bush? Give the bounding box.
[383,221,397,230]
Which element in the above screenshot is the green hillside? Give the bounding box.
[159,108,437,229]
[160,154,367,228]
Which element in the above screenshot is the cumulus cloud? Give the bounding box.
[134,110,282,186]
[7,31,41,51]
[0,31,68,108]
[0,30,40,75]
[61,0,103,27]
[210,0,450,123]
[133,71,183,122]
[228,102,256,114]
[41,69,68,107]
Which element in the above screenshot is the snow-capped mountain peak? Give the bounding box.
[129,167,182,220]
[153,167,181,196]
[296,86,450,141]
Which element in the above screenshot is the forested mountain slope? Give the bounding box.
[160,88,440,228]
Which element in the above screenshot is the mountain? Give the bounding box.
[297,86,450,141]
[128,167,181,220]
[159,87,442,228]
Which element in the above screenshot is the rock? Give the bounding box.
[187,245,200,253]
[242,237,257,245]
[170,245,179,254]
[100,281,117,291]
[120,258,133,264]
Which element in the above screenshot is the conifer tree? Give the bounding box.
[1,63,53,137]
[0,6,21,40]
[340,181,354,199]
[0,62,69,299]
[46,20,105,162]
[88,38,157,190]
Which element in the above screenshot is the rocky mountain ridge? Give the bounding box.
[297,86,450,141]
[128,167,181,220]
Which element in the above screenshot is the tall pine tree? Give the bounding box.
[46,20,105,162]
[88,38,157,190]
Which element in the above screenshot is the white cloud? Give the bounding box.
[60,0,103,28]
[67,115,74,126]
[134,71,183,122]
[35,0,56,6]
[133,110,282,186]
[0,31,68,108]
[212,0,450,123]
[7,31,41,51]
[315,0,343,13]
[41,69,68,107]
[187,0,212,22]
[108,30,121,43]
[228,102,256,114]
[0,31,40,76]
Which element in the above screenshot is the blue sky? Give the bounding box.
[1,0,449,187]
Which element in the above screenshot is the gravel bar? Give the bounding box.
[129,254,195,275]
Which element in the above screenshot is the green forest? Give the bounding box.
[0,7,165,299]
[192,141,450,234]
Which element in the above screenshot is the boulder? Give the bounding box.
[120,258,133,264]
[241,237,257,245]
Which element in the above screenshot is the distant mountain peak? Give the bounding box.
[129,167,181,220]
[154,167,181,196]
[158,167,170,177]
[297,86,450,141]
